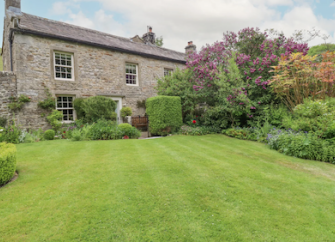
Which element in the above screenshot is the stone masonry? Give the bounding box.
[2,32,185,130]
[1,0,187,130]
[0,72,16,121]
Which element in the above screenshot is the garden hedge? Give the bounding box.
[146,96,183,135]
[82,96,117,122]
[0,142,17,186]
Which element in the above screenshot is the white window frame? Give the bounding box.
[164,68,173,77]
[56,95,76,123]
[126,63,139,86]
[54,51,75,81]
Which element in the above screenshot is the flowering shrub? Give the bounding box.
[270,52,335,110]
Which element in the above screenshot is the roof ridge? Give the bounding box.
[21,12,186,56]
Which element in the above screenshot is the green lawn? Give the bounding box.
[1,135,335,241]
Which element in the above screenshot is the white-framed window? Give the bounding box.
[54,52,74,81]
[126,63,138,86]
[164,68,173,77]
[56,96,75,122]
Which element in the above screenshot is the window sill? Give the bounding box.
[62,121,75,124]
[126,84,139,87]
[55,78,75,82]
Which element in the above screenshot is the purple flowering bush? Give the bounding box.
[185,27,309,128]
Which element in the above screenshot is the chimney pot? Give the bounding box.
[149,27,152,33]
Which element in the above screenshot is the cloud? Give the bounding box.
[51,2,80,15]
[50,0,335,52]
[261,5,335,46]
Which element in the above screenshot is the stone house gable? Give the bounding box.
[1,0,193,130]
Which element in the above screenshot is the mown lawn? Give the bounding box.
[1,135,335,241]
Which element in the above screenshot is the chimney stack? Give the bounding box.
[5,0,21,13]
[142,26,156,45]
[185,41,196,54]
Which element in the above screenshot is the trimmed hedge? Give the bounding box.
[0,142,17,186]
[146,96,183,135]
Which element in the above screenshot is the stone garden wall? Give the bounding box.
[0,72,16,123]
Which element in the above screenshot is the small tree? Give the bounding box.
[155,36,163,47]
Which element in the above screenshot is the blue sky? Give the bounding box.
[1,0,335,52]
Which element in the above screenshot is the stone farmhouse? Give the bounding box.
[0,0,197,130]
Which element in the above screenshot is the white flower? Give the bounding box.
[0,129,3,132]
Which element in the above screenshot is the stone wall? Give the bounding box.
[0,72,16,124]
[5,32,185,130]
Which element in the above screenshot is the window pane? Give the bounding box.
[63,97,68,102]
[67,74,72,79]
[56,59,60,65]
[63,103,68,108]
[57,97,62,102]
[68,97,73,102]
[69,110,73,115]
[61,73,66,78]
[61,60,66,65]
[67,61,72,66]
[67,68,72,73]
[56,73,61,78]
[69,116,73,121]
[55,67,60,72]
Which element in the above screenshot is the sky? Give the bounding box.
[1,0,335,52]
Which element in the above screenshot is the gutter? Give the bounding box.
[9,29,14,71]
[10,28,187,65]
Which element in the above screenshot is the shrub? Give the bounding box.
[267,131,335,163]
[118,123,141,139]
[0,142,17,186]
[73,98,86,119]
[282,98,335,137]
[82,96,117,122]
[19,129,44,143]
[146,96,183,135]
[120,107,132,118]
[47,110,63,131]
[0,123,21,144]
[0,117,7,128]
[88,119,122,140]
[38,88,56,110]
[180,125,221,136]
[44,129,55,140]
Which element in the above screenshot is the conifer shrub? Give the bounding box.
[146,96,182,135]
[0,142,17,186]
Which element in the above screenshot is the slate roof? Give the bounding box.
[15,13,186,63]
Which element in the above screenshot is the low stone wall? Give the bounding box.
[0,72,17,124]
